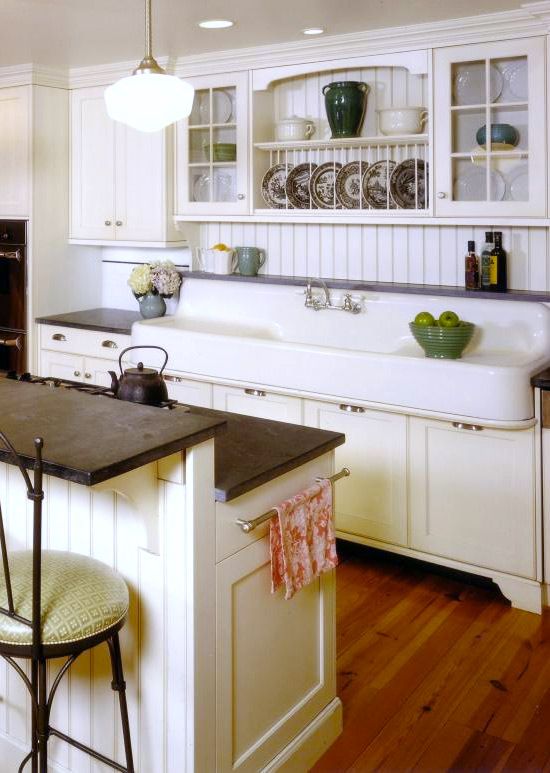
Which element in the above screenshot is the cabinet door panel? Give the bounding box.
[213,384,302,423]
[115,125,166,241]
[83,357,115,388]
[70,88,116,239]
[304,401,407,545]
[40,350,84,382]
[0,87,30,216]
[409,417,536,577]
[164,375,212,407]
[216,537,335,771]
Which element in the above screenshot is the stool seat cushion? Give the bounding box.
[0,550,129,646]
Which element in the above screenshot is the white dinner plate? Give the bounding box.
[454,167,505,201]
[193,173,210,202]
[453,63,503,105]
[503,60,528,101]
[199,90,233,124]
[507,163,529,201]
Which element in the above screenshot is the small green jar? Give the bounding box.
[323,81,369,139]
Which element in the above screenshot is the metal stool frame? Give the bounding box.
[0,431,134,773]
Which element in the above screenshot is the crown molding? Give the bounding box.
[0,64,69,89]
[523,0,550,26]
[69,56,176,89]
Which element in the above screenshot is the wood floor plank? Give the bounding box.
[312,545,550,772]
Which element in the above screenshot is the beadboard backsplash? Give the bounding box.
[200,223,550,291]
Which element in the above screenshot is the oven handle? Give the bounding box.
[0,335,22,350]
[0,250,22,262]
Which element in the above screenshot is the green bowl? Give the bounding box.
[213,143,236,162]
[409,321,475,359]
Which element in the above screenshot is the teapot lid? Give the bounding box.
[124,362,160,378]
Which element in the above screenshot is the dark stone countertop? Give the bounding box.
[35,308,141,336]
[182,271,550,303]
[531,368,550,389]
[0,380,345,501]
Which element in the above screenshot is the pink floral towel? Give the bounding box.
[270,478,338,600]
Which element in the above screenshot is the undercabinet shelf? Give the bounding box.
[254,134,428,151]
[173,213,550,226]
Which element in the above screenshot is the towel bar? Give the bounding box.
[235,467,350,533]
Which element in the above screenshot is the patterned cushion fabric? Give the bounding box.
[0,550,129,646]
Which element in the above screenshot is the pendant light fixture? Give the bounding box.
[105,0,194,132]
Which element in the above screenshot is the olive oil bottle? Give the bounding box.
[465,240,480,290]
[489,231,507,292]
[480,231,494,290]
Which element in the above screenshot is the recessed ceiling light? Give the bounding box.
[302,27,325,35]
[198,19,234,29]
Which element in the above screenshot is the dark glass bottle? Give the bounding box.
[489,231,507,292]
[480,231,494,290]
[465,240,480,290]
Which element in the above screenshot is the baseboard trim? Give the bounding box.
[262,698,343,772]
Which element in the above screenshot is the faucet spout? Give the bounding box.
[304,277,331,310]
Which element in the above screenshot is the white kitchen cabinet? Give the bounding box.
[216,535,336,771]
[0,86,30,217]
[213,383,302,423]
[433,36,546,217]
[304,400,407,545]
[175,71,249,216]
[409,416,536,578]
[40,349,114,388]
[164,374,212,407]
[70,86,183,244]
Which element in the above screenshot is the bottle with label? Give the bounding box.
[480,231,494,290]
[489,231,507,292]
[465,240,480,290]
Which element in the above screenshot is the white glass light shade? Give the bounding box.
[105,72,194,132]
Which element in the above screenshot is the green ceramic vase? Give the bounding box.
[323,81,369,139]
[137,291,166,319]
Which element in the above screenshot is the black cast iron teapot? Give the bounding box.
[109,345,169,406]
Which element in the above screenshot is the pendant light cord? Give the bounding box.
[145,0,152,60]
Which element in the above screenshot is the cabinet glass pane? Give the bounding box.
[452,159,487,201]
[212,87,236,124]
[492,157,529,202]
[190,166,210,203]
[213,167,236,202]
[189,89,210,126]
[491,56,528,104]
[189,127,210,162]
[452,61,487,106]
[452,107,485,153]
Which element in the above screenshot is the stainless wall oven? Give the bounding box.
[0,221,26,374]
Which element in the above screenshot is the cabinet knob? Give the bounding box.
[73,370,81,377]
[115,220,123,227]
[84,372,92,379]
[101,339,118,349]
[339,403,365,413]
[244,388,266,397]
[237,194,245,200]
[51,333,66,342]
[105,220,112,226]
[437,192,447,199]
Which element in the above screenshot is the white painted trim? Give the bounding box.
[174,214,550,227]
[0,63,68,89]
[68,238,188,248]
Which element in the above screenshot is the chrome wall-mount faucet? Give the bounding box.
[304,278,362,314]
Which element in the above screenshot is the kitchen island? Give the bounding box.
[0,378,344,772]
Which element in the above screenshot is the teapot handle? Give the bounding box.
[118,345,169,375]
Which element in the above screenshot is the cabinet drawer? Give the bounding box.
[40,325,130,360]
[164,373,213,407]
[212,384,303,424]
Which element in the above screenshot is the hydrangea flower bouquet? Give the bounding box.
[128,261,182,318]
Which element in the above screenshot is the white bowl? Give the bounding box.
[378,107,428,136]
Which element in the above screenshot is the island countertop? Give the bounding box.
[0,379,345,499]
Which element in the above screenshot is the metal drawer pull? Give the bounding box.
[104,220,112,226]
[73,370,81,377]
[115,220,123,227]
[51,333,67,342]
[245,388,266,397]
[236,467,350,533]
[84,372,92,379]
[452,422,483,431]
[0,249,21,261]
[339,403,365,413]
[101,340,118,349]
[0,337,21,349]
[164,375,184,383]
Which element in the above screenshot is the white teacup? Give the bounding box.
[275,115,316,142]
[378,107,428,136]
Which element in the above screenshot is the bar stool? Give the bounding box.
[0,431,134,773]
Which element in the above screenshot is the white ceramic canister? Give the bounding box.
[275,115,315,141]
[377,107,428,136]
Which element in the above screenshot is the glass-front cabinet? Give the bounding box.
[433,37,546,217]
[175,71,249,216]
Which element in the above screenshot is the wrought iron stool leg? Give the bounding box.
[31,659,38,773]
[108,634,134,773]
[37,659,48,773]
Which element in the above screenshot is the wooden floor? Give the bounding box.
[312,543,550,772]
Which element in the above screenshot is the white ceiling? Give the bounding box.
[0,0,522,69]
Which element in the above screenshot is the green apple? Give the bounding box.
[439,310,460,328]
[414,311,436,326]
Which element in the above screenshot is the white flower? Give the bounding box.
[128,264,153,296]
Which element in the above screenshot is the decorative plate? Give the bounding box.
[361,160,397,209]
[507,163,529,201]
[309,162,343,209]
[193,173,210,202]
[503,60,528,101]
[261,163,293,209]
[285,163,318,209]
[335,161,368,209]
[198,89,233,124]
[453,167,505,201]
[390,159,429,209]
[453,63,503,105]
